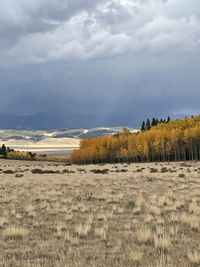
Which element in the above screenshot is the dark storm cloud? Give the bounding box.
[0,0,200,126]
[1,0,200,65]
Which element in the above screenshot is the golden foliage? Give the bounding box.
[71,116,200,163]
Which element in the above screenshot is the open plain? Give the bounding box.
[0,160,200,266]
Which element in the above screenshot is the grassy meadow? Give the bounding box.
[0,160,200,266]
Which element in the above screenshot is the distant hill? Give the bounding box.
[0,112,95,129]
[0,127,138,143]
[0,111,141,129]
[0,111,191,130]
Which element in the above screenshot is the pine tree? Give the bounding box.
[1,144,7,158]
[145,119,151,130]
[151,117,156,127]
[141,121,146,131]
[155,118,159,125]
[167,116,171,123]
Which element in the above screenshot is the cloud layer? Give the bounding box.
[1,0,200,66]
[0,0,200,126]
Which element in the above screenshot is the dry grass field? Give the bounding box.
[0,160,200,266]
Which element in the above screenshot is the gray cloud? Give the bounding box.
[0,0,200,65]
[0,0,200,127]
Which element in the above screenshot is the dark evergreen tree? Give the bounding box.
[1,144,7,158]
[151,117,156,127]
[167,116,171,123]
[155,118,159,125]
[141,121,146,131]
[27,152,36,160]
[145,119,151,130]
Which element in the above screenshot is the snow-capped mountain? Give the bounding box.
[0,127,138,142]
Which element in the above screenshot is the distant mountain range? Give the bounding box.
[0,111,141,129]
[0,111,94,129]
[0,127,138,143]
[0,111,192,130]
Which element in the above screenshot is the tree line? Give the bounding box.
[0,144,14,158]
[0,144,38,160]
[71,115,200,164]
[141,116,171,131]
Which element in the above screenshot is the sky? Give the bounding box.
[0,0,200,127]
